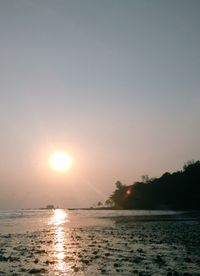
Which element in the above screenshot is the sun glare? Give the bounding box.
[49,151,72,172]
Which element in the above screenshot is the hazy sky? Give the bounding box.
[0,0,200,209]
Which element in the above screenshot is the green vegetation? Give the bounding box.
[108,160,200,210]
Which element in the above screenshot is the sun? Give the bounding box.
[49,151,72,172]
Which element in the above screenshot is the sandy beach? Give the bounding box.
[0,210,200,275]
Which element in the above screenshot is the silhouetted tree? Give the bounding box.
[97,201,103,207]
[110,181,127,209]
[105,199,113,207]
[107,160,200,210]
[141,175,150,183]
[183,160,197,171]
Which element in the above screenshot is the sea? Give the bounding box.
[1,209,199,275]
[0,208,180,234]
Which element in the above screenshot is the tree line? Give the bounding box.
[107,160,200,210]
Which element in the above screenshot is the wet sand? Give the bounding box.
[0,212,200,275]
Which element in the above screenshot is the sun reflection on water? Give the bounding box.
[50,209,71,274]
[51,209,69,226]
[55,225,66,273]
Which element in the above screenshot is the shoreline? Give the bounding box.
[0,209,200,275]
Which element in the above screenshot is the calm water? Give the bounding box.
[0,209,199,275]
[0,209,180,233]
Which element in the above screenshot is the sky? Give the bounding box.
[0,0,200,209]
